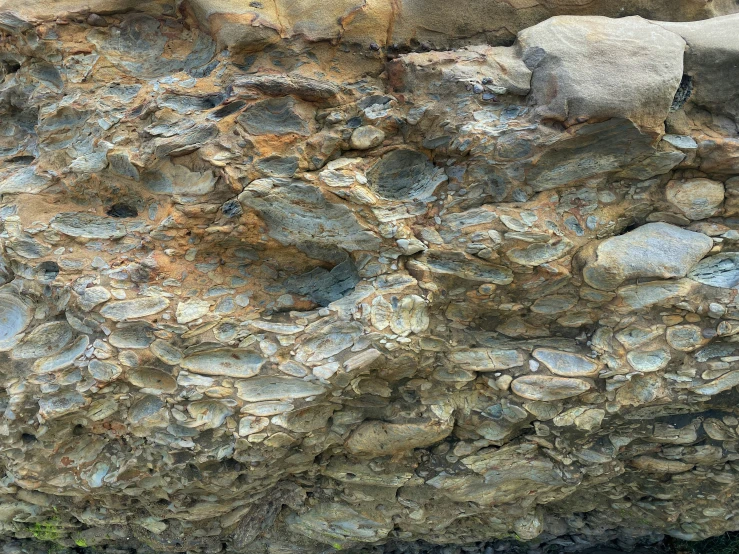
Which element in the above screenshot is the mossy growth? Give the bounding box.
[29,517,60,542]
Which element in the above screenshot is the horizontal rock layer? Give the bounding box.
[0,1,737,554]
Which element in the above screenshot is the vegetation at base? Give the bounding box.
[668,533,739,554]
[29,517,60,542]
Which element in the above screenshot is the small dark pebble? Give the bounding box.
[222,199,243,218]
[346,116,363,129]
[87,13,107,26]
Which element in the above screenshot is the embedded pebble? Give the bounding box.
[511,375,591,401]
[181,348,265,378]
[532,348,601,377]
[100,297,170,321]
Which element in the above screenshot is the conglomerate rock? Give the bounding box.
[0,1,738,553]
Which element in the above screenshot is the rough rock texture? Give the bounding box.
[0,1,738,554]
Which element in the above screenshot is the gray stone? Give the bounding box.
[239,181,381,252]
[519,16,685,130]
[506,238,574,266]
[100,297,170,321]
[526,119,656,191]
[367,149,447,201]
[511,375,591,401]
[346,418,454,457]
[583,223,713,290]
[688,253,739,288]
[109,322,155,349]
[127,368,177,393]
[410,250,513,284]
[238,97,309,136]
[11,321,72,359]
[665,179,724,220]
[50,213,127,239]
[235,377,327,402]
[532,348,601,377]
[181,349,265,378]
[658,15,739,121]
[350,126,385,150]
[666,324,707,351]
[627,349,671,372]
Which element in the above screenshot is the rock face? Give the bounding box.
[0,1,738,554]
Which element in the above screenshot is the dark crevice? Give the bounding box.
[670,74,693,112]
[106,203,139,218]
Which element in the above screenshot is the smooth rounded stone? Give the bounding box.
[237,97,309,136]
[88,359,122,382]
[511,375,591,401]
[477,419,517,441]
[100,296,170,321]
[367,149,447,200]
[38,391,87,420]
[286,502,392,546]
[389,295,429,335]
[703,420,737,441]
[186,400,233,429]
[449,349,524,371]
[294,323,362,364]
[49,212,127,239]
[0,291,33,351]
[238,415,270,437]
[255,155,299,177]
[235,377,326,402]
[128,395,166,424]
[77,286,112,311]
[583,223,713,290]
[176,298,211,324]
[688,253,739,288]
[248,320,305,335]
[33,335,89,374]
[513,514,543,541]
[666,178,725,220]
[692,370,739,396]
[150,339,183,365]
[433,367,477,382]
[505,239,574,266]
[532,348,601,377]
[616,279,698,310]
[411,251,513,284]
[241,401,294,416]
[181,348,265,378]
[350,126,385,150]
[518,16,685,130]
[160,161,217,196]
[615,373,667,407]
[523,401,562,420]
[615,325,665,349]
[630,456,694,473]
[109,322,155,349]
[345,418,454,457]
[626,348,671,372]
[530,295,577,314]
[11,321,73,359]
[127,368,177,393]
[666,324,708,351]
[177,372,214,387]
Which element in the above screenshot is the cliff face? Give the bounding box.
[0,1,738,553]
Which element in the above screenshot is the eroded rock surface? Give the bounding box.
[0,1,738,553]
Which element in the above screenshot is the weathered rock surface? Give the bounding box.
[0,1,738,554]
